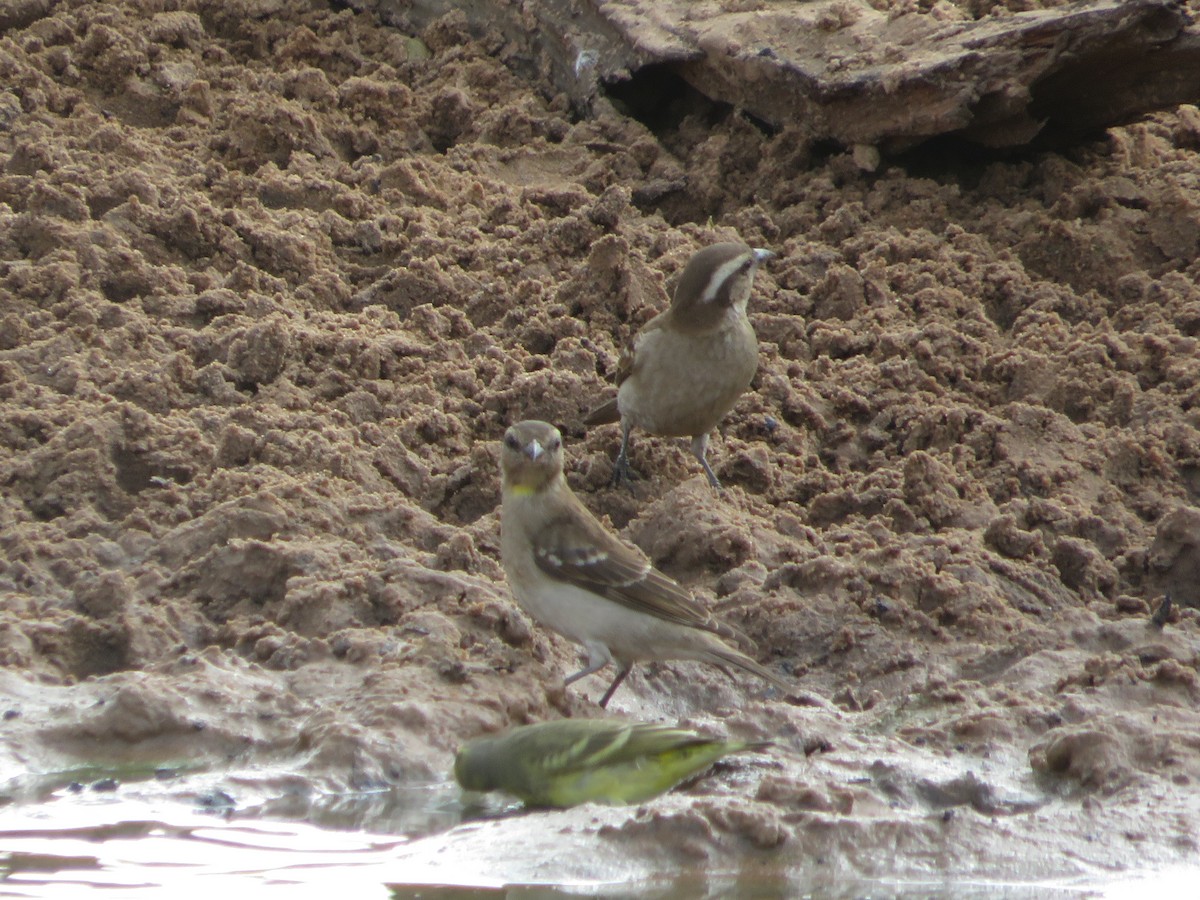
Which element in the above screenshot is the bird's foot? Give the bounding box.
[610,454,640,489]
[700,458,723,491]
[689,434,723,490]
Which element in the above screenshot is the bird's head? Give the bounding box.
[453,735,500,792]
[500,420,564,496]
[670,242,774,333]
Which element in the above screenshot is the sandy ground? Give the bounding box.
[2,0,1200,890]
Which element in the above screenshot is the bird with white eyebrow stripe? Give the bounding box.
[586,242,775,489]
[499,419,794,708]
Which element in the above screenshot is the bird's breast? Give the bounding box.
[619,320,757,437]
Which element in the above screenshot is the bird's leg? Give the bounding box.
[563,658,608,687]
[690,433,722,490]
[563,643,613,687]
[610,423,638,488]
[598,663,633,708]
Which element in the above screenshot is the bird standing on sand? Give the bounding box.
[585,242,775,489]
[455,718,770,807]
[499,419,791,708]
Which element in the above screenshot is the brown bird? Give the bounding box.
[499,419,792,708]
[585,242,774,489]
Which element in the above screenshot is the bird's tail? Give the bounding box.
[707,640,795,698]
[584,398,620,426]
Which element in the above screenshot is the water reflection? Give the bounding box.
[235,783,464,835]
[2,773,1199,898]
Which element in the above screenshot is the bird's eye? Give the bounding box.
[504,434,520,450]
[550,438,561,451]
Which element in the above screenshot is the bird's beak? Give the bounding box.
[752,248,776,264]
[524,439,544,461]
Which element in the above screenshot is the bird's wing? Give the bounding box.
[584,315,668,424]
[530,495,714,629]
[509,721,751,806]
[611,723,725,759]
[523,722,711,777]
[612,311,668,388]
[611,340,636,388]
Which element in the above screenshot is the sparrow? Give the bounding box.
[455,718,770,808]
[585,242,775,489]
[499,419,792,708]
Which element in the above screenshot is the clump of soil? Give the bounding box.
[1,0,1199,886]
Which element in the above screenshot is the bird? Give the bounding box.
[499,419,792,708]
[585,242,775,489]
[454,718,770,807]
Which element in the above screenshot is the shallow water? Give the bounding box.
[4,720,1198,898]
[3,789,1199,899]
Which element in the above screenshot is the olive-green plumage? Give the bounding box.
[454,718,769,808]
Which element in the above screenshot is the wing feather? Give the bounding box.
[531,723,711,777]
[529,492,714,630]
[612,311,669,387]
